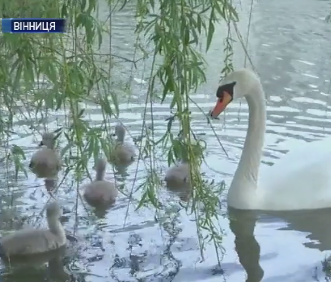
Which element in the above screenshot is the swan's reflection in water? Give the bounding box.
[228,207,263,282]
[228,207,331,282]
[113,163,133,180]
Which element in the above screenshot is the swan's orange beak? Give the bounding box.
[210,91,232,118]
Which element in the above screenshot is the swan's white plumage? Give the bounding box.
[212,68,331,211]
[259,137,331,210]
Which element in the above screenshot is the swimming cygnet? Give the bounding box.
[164,162,191,201]
[111,123,136,165]
[83,158,118,208]
[29,132,62,178]
[0,201,66,257]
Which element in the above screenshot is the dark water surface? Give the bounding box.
[1,0,331,281]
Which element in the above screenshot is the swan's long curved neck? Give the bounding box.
[96,169,105,181]
[48,217,65,238]
[116,132,125,143]
[45,142,55,149]
[232,84,266,188]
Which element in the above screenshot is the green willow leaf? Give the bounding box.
[206,21,215,52]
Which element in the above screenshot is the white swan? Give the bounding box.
[210,68,331,211]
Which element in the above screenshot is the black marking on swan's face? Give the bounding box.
[210,82,237,119]
[216,82,236,101]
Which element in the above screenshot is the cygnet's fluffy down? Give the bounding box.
[29,133,62,178]
[83,158,118,208]
[165,163,190,188]
[0,201,66,257]
[111,123,136,165]
[165,163,191,201]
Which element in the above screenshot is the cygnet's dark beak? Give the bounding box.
[39,141,44,147]
[111,133,116,137]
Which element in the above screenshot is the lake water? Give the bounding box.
[1,0,331,281]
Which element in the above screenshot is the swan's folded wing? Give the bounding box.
[260,142,331,210]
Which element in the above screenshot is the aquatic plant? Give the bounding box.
[0,0,242,268]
